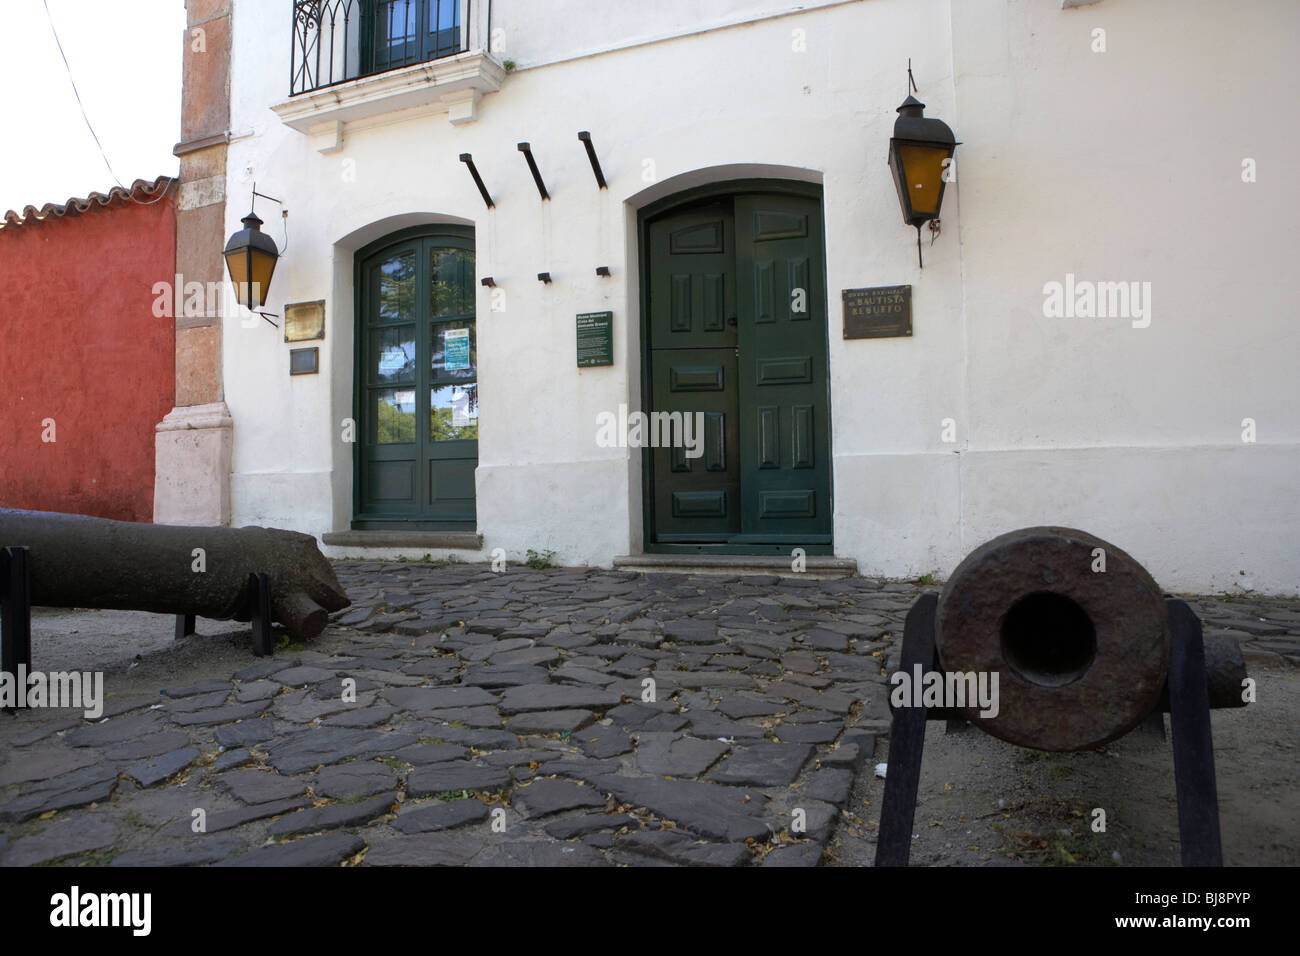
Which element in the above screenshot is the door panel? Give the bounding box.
[650,347,740,539]
[366,459,414,502]
[428,456,476,519]
[734,193,832,543]
[645,188,832,550]
[650,205,737,350]
[648,203,740,541]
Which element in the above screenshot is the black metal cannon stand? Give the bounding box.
[874,593,938,867]
[175,572,275,656]
[874,593,1224,867]
[2,547,279,710]
[1,547,32,712]
[1164,600,1223,866]
[247,572,275,657]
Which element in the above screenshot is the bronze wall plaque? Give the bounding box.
[843,285,912,339]
[284,300,326,342]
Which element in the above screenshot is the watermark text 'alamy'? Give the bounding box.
[596,404,705,459]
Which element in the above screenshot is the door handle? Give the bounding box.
[727,315,738,326]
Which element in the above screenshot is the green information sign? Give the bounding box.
[576,311,614,368]
[443,327,470,370]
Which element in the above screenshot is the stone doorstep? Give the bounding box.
[322,531,484,550]
[612,555,859,579]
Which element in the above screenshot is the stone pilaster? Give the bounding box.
[154,0,233,525]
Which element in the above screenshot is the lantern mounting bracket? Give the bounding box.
[250,183,289,254]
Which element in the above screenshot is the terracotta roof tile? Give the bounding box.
[1,175,174,232]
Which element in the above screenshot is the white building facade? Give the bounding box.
[194,0,1298,593]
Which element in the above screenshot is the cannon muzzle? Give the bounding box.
[935,526,1246,751]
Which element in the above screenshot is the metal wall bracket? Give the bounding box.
[459,153,495,208]
[518,142,550,200]
[596,266,611,277]
[578,131,607,189]
[537,272,552,284]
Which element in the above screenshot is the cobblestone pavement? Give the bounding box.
[1,561,1296,867]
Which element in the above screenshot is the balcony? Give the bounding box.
[276,0,503,148]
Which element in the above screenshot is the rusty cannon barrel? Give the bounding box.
[0,508,350,639]
[935,526,1247,752]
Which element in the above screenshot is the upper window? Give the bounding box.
[290,0,466,96]
[373,0,462,73]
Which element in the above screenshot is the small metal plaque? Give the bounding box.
[284,300,325,342]
[843,285,912,339]
[576,311,614,368]
[289,346,319,375]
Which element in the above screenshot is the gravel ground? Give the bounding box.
[827,661,1299,867]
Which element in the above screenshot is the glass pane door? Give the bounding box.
[427,0,461,59]
[424,241,478,523]
[373,0,460,71]
[374,0,419,71]
[356,228,477,529]
[363,247,420,514]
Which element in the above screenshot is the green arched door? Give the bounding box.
[641,183,833,553]
[354,226,477,529]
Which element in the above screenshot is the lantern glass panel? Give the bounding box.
[225,247,278,308]
[898,143,950,217]
[248,249,277,307]
[224,247,249,293]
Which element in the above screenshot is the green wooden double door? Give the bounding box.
[354,226,477,530]
[644,187,833,553]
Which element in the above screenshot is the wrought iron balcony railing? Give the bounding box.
[291,0,474,96]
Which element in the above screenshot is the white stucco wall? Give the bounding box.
[946,0,1299,593]
[221,0,1300,593]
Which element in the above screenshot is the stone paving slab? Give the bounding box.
[124,747,201,788]
[391,798,490,833]
[2,561,1296,867]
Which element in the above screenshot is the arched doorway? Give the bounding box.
[639,180,832,554]
[352,224,477,529]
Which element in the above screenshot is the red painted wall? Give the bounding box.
[0,190,176,522]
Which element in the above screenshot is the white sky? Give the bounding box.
[0,0,184,215]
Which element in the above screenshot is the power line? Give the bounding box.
[41,0,170,206]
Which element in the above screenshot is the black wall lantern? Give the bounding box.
[224,186,283,319]
[888,88,959,267]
